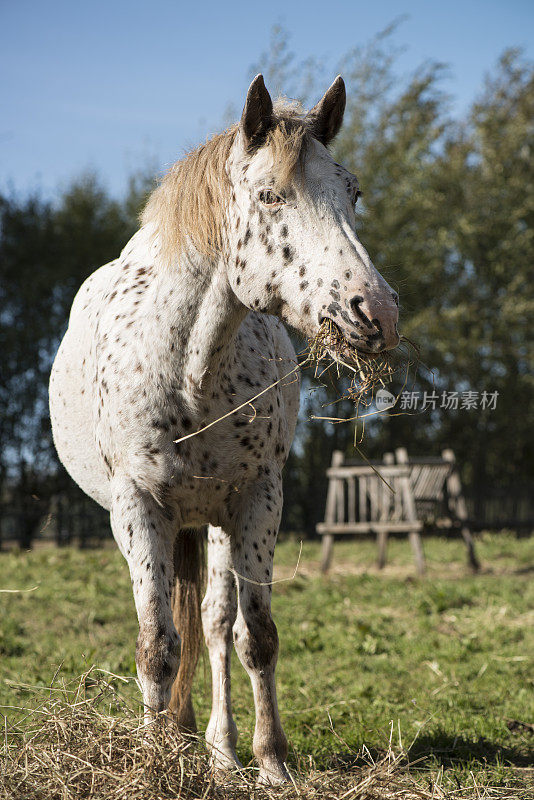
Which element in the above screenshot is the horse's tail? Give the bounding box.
[169,527,205,731]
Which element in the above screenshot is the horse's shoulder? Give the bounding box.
[69,259,120,323]
[267,316,297,364]
[239,313,295,356]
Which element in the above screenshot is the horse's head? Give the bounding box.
[226,75,399,355]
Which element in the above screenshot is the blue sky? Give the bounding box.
[1,0,533,200]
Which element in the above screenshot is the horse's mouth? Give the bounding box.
[317,318,384,363]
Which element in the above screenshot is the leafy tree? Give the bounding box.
[431,51,534,504]
[260,29,533,534]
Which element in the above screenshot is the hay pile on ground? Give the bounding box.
[0,672,483,800]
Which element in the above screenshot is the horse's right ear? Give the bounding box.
[306,76,346,146]
[240,74,273,149]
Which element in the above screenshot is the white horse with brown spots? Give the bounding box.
[49,75,399,783]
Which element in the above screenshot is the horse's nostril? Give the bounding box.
[349,295,364,317]
[349,295,375,330]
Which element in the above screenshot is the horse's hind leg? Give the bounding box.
[110,475,179,718]
[201,525,242,770]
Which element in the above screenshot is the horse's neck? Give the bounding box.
[135,228,247,403]
[172,262,247,392]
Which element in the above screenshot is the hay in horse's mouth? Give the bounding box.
[307,318,396,404]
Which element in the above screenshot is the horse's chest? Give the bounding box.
[92,321,291,525]
[165,387,288,526]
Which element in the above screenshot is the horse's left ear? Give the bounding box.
[240,74,273,149]
[306,76,346,146]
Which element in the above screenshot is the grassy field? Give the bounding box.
[1,532,533,797]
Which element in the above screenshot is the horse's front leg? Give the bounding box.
[229,472,289,785]
[110,475,179,718]
[201,525,241,770]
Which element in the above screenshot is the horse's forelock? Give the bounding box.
[141,102,310,267]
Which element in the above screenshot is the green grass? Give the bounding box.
[1,533,533,793]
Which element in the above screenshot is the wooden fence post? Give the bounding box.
[320,450,344,573]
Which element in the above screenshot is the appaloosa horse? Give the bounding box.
[49,74,399,783]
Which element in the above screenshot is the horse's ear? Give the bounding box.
[240,74,273,149]
[306,76,346,146]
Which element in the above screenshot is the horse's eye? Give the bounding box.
[259,189,285,207]
[353,189,362,206]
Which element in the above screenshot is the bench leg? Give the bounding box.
[377,529,388,569]
[461,525,480,572]
[409,530,426,576]
[321,534,334,573]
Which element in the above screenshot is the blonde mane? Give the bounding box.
[141,102,309,267]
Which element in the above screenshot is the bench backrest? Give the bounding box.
[325,463,415,525]
[327,449,458,526]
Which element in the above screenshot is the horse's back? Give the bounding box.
[49,259,119,510]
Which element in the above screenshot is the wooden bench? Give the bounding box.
[317,447,479,575]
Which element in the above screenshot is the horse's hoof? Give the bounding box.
[257,762,291,786]
[209,748,244,774]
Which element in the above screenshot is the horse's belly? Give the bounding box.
[49,264,119,511]
[50,332,111,509]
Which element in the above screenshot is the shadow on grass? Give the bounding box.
[408,730,533,769]
[514,564,534,575]
[300,730,533,773]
